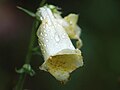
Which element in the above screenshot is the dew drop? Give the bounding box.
[40,16,43,20]
[55,35,60,42]
[41,42,44,46]
[43,29,47,33]
[55,43,58,46]
[46,39,49,42]
[43,50,46,54]
[62,34,66,39]
[48,29,50,32]
[40,32,43,36]
[43,24,46,29]
[44,44,47,47]
[42,37,44,40]
[45,33,47,37]
[43,21,48,29]
[70,21,72,25]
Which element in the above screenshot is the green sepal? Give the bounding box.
[16,64,35,76]
[40,0,46,7]
[47,4,61,14]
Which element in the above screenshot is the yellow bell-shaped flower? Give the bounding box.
[37,5,83,83]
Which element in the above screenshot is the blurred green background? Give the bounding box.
[0,0,120,90]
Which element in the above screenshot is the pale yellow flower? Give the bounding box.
[53,11,82,49]
[37,5,83,83]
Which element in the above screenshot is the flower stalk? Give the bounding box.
[14,20,39,90]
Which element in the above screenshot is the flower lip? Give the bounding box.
[40,49,83,82]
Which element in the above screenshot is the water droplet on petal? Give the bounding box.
[41,42,44,46]
[62,34,66,39]
[55,43,58,46]
[40,16,43,20]
[70,21,72,25]
[48,29,50,32]
[44,44,47,47]
[45,34,47,37]
[43,25,46,29]
[41,32,43,36]
[42,37,44,40]
[43,50,46,54]
[55,35,60,42]
[46,39,49,42]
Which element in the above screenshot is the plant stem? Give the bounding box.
[14,20,39,90]
[25,20,39,64]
